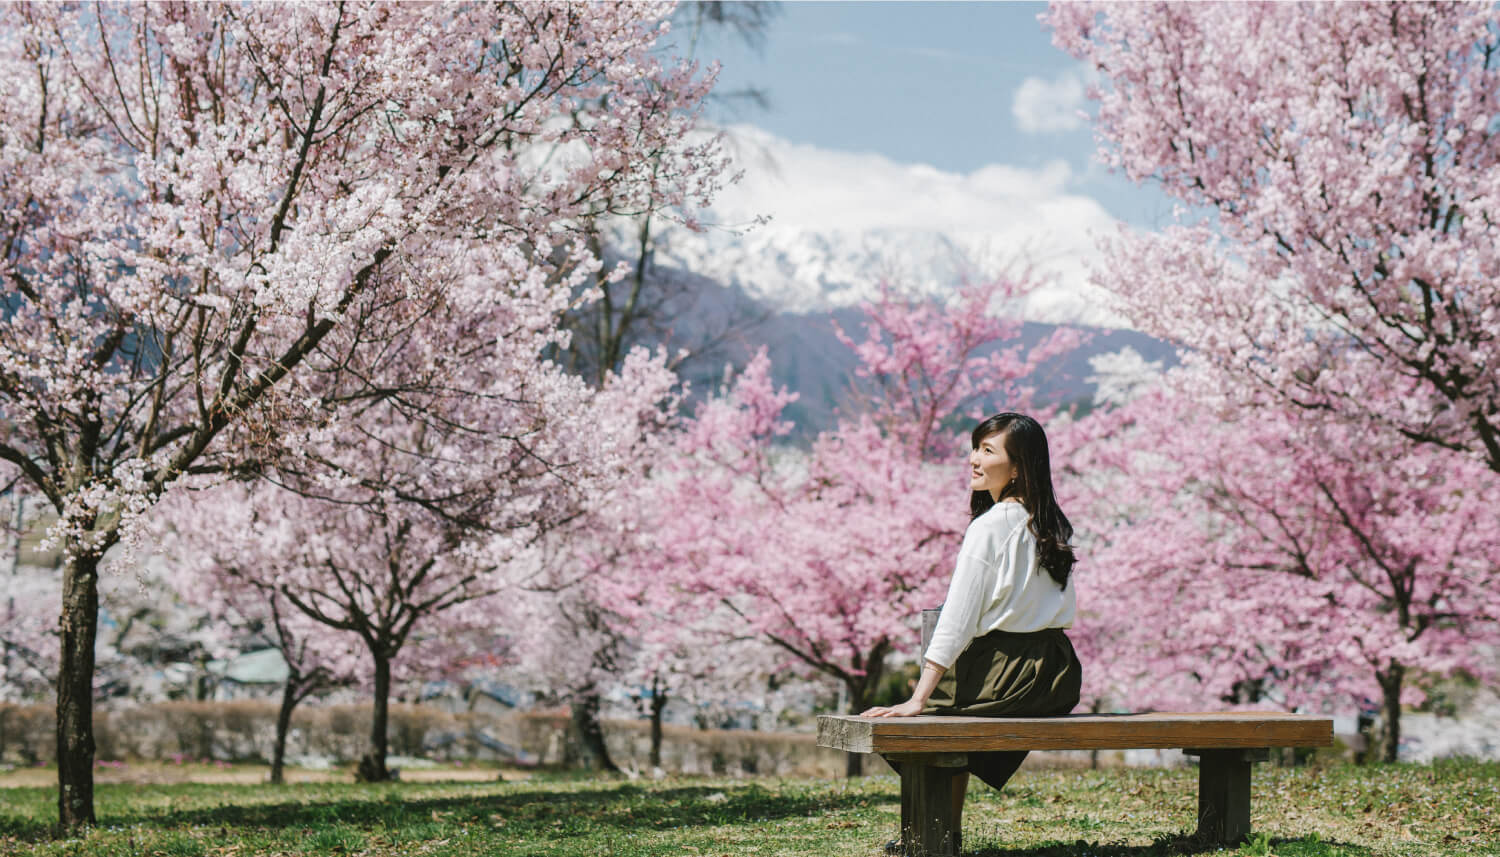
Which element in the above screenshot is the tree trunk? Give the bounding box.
[356,653,392,782]
[570,689,619,773]
[842,642,890,779]
[57,550,100,830]
[270,675,302,786]
[649,675,666,769]
[1376,661,1405,764]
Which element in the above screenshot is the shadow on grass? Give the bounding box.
[963,831,1372,857]
[0,781,896,843]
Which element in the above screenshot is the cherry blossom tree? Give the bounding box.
[2,496,48,702]
[2,534,229,708]
[618,612,790,763]
[1048,1,1500,763]
[253,596,360,786]
[163,475,503,782]
[500,390,698,773]
[503,518,658,774]
[510,496,783,772]
[154,240,680,781]
[156,322,678,781]
[1063,361,1500,762]
[0,581,55,704]
[0,1,724,826]
[653,278,1081,775]
[1049,2,1500,471]
[153,492,364,785]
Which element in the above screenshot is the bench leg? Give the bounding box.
[1186,748,1269,845]
[885,754,967,857]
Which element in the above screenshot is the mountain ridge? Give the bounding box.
[616,256,1174,440]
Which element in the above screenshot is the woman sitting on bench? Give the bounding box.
[862,411,1082,841]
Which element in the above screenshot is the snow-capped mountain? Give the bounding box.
[593,125,1172,435]
[635,125,1128,328]
[603,253,1173,439]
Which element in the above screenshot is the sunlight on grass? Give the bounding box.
[0,760,1493,856]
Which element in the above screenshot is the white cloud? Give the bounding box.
[1087,346,1164,407]
[1011,71,1087,134]
[641,125,1130,327]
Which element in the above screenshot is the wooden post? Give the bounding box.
[898,609,946,857]
[1185,748,1269,844]
[884,752,966,857]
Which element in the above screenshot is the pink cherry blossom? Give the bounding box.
[1049,1,1500,471]
[1049,1,1500,762]
[0,1,726,825]
[1063,358,1500,762]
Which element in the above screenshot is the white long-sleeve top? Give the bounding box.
[923,501,1075,670]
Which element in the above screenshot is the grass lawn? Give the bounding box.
[0,759,1495,856]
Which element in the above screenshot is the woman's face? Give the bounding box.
[970,431,1017,501]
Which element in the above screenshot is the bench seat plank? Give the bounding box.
[818,712,1333,754]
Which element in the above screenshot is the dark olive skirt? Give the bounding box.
[905,627,1081,791]
[923,626,1081,717]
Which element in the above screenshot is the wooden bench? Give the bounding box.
[817,711,1334,857]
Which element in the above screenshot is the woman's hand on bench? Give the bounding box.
[861,698,926,717]
[863,660,945,717]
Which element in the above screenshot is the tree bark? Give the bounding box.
[57,550,100,830]
[1376,661,1405,764]
[649,674,666,769]
[571,689,619,773]
[356,653,392,782]
[270,675,305,786]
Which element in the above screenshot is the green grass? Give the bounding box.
[0,759,1496,856]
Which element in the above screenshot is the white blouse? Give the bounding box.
[922,501,1075,671]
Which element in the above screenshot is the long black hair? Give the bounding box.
[969,412,1076,587]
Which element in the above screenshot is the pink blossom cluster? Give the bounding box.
[1063,359,1500,715]
[1050,1,1500,470]
[149,256,682,745]
[1048,2,1500,752]
[0,0,729,811]
[0,1,725,557]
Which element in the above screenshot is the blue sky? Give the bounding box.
[685,1,1175,230]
